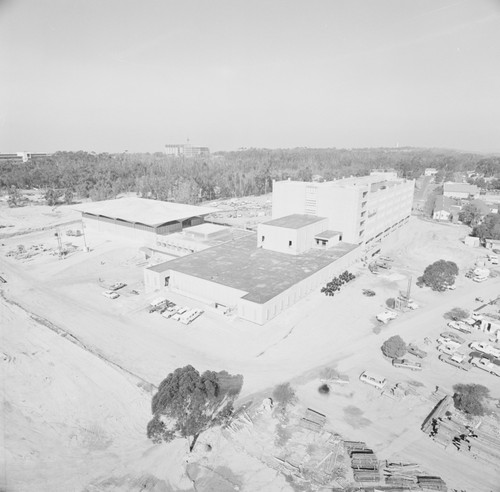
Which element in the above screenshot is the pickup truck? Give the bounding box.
[439,332,465,344]
[437,337,462,348]
[377,310,398,323]
[109,282,127,291]
[392,358,422,371]
[439,353,470,371]
[470,356,500,376]
[407,343,428,358]
[447,321,472,334]
[469,342,500,359]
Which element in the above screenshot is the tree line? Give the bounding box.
[0,148,496,205]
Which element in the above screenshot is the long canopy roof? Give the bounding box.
[73,197,218,227]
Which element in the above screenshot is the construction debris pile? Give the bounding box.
[383,462,447,490]
[6,243,49,260]
[422,395,500,467]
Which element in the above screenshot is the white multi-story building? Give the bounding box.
[164,144,210,158]
[271,175,414,257]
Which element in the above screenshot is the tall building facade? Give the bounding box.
[164,144,210,158]
[271,175,414,257]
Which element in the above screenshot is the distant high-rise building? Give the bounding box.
[164,144,210,158]
[0,152,51,163]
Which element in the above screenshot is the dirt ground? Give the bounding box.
[1,200,500,491]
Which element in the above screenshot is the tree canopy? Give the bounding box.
[147,365,243,450]
[453,383,489,416]
[472,213,500,241]
[458,203,483,227]
[0,147,493,204]
[418,260,459,291]
[381,335,407,359]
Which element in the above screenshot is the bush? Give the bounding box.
[318,384,330,394]
[272,383,297,409]
[453,384,489,416]
[444,307,469,321]
[386,297,396,309]
[381,335,407,359]
[419,260,459,291]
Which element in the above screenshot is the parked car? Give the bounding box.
[469,342,500,359]
[109,282,126,291]
[437,343,459,356]
[407,343,428,358]
[439,353,470,371]
[392,358,422,371]
[470,356,500,376]
[447,320,472,334]
[406,300,419,310]
[440,331,465,344]
[376,310,398,323]
[102,290,119,299]
[359,371,387,390]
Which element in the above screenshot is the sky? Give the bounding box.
[1,0,500,153]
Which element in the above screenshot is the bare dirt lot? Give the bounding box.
[1,201,500,491]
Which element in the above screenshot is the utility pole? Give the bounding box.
[81,219,88,251]
[54,228,63,259]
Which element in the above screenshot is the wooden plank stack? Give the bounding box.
[299,408,327,433]
[344,440,380,483]
[416,475,447,491]
[383,461,420,487]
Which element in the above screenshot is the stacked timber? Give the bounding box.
[344,441,380,483]
[299,408,327,433]
[421,395,453,434]
[417,475,447,491]
[383,461,420,486]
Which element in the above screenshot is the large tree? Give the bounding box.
[418,260,459,291]
[453,384,489,416]
[472,213,500,241]
[458,203,483,227]
[381,335,407,359]
[147,365,243,450]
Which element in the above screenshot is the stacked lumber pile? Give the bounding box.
[383,461,420,487]
[422,403,500,466]
[299,408,326,433]
[421,395,453,434]
[416,475,447,490]
[344,441,380,483]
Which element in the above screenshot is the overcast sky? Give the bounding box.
[1,0,500,153]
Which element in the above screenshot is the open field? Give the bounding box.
[2,201,500,491]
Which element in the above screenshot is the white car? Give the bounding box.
[437,337,461,348]
[437,343,459,355]
[406,300,419,310]
[447,321,472,334]
[376,310,398,323]
[469,342,500,359]
[102,290,119,299]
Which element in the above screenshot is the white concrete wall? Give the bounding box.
[169,271,247,308]
[272,181,308,218]
[258,223,298,254]
[237,245,361,325]
[258,218,328,254]
[363,180,414,242]
[83,216,157,245]
[315,186,364,243]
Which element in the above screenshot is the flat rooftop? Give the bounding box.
[185,223,229,235]
[149,234,358,303]
[262,214,326,229]
[315,230,341,240]
[72,197,218,227]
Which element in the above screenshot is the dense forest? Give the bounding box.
[1,148,499,204]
